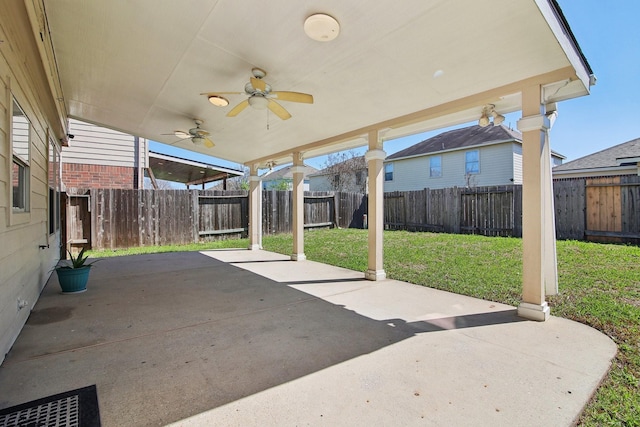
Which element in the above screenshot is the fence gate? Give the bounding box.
[65,193,91,255]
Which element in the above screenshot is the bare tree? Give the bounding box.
[143,177,179,189]
[211,164,250,190]
[321,150,367,192]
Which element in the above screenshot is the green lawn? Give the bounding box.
[88,229,640,425]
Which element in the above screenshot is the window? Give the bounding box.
[465,150,479,174]
[49,139,61,234]
[384,163,393,181]
[430,156,442,177]
[11,98,30,212]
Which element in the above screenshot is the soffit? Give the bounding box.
[44,0,591,169]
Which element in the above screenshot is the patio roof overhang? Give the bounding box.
[148,151,243,187]
[36,0,592,169]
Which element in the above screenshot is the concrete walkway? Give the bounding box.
[0,250,616,426]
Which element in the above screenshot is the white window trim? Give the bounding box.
[8,94,32,226]
[465,150,480,175]
[430,155,442,178]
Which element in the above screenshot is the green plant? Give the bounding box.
[58,247,99,269]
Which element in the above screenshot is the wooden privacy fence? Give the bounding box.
[72,189,364,250]
[384,186,521,237]
[64,177,640,251]
[554,175,640,243]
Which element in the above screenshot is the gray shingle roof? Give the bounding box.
[387,124,522,160]
[553,137,640,172]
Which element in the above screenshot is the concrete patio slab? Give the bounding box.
[0,250,616,426]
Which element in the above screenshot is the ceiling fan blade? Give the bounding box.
[268,99,292,120]
[227,99,249,117]
[271,91,313,104]
[194,129,210,137]
[250,77,267,92]
[204,138,215,148]
[200,92,243,96]
[169,137,190,146]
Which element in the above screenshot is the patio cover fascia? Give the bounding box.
[29,0,593,320]
[147,151,244,188]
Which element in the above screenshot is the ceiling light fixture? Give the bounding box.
[248,95,269,110]
[192,136,205,146]
[478,104,504,127]
[491,109,505,126]
[304,13,340,42]
[208,95,229,107]
[478,108,491,127]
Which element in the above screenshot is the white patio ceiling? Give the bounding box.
[45,0,592,168]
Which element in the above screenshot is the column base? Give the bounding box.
[248,244,262,251]
[291,253,306,261]
[517,301,550,321]
[365,269,386,281]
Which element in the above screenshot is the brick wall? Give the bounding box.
[62,163,138,189]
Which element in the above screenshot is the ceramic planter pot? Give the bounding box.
[56,266,91,294]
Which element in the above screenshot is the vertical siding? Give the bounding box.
[0,4,64,363]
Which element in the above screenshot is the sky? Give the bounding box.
[149,0,640,175]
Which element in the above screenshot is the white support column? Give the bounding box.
[291,152,306,261]
[517,85,555,321]
[543,105,559,296]
[365,130,386,281]
[248,164,262,250]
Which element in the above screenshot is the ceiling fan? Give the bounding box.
[164,119,214,148]
[201,68,313,120]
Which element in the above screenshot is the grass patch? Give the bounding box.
[87,229,640,425]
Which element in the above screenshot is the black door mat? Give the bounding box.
[0,385,100,427]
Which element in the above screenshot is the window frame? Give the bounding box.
[429,155,442,178]
[9,96,32,224]
[48,136,61,235]
[465,150,480,175]
[384,163,394,182]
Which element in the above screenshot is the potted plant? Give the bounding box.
[55,248,99,294]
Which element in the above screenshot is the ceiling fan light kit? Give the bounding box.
[304,13,340,42]
[165,119,214,148]
[248,95,269,110]
[208,95,229,107]
[202,68,314,120]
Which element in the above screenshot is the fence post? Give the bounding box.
[192,190,199,243]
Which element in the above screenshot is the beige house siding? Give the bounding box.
[0,4,64,363]
[63,119,148,168]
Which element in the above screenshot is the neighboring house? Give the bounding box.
[62,119,148,190]
[384,124,565,191]
[553,137,640,179]
[308,156,368,193]
[261,164,318,191]
[62,119,243,190]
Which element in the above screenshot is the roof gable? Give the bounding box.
[387,124,522,160]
